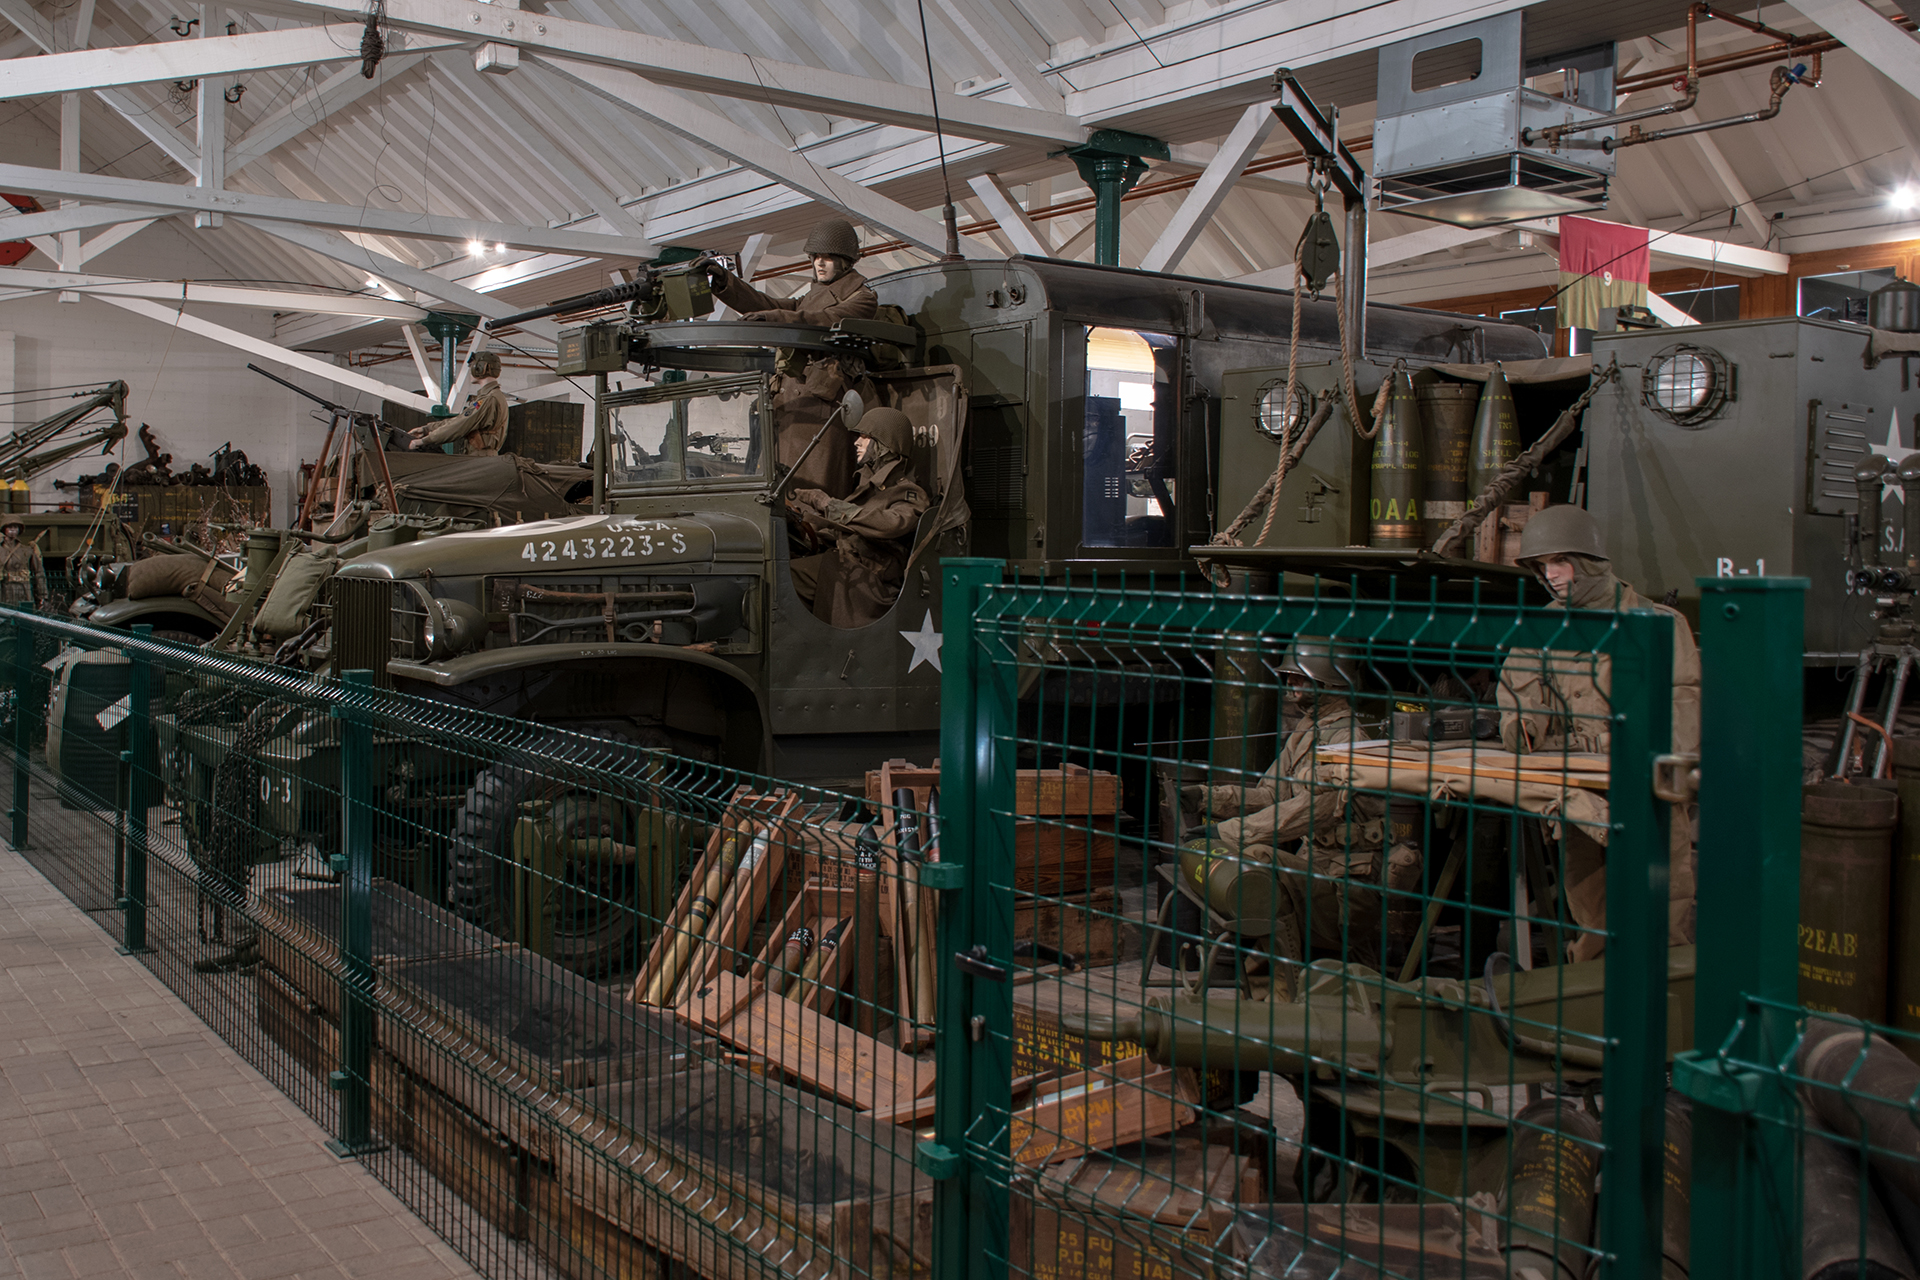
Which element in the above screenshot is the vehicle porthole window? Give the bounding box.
[1641,343,1729,427]
[1255,378,1312,442]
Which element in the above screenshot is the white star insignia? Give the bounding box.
[900,609,943,673]
[1870,408,1915,506]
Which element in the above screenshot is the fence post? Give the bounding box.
[929,558,1011,1280]
[328,669,383,1156]
[9,611,30,850]
[1598,608,1673,1280]
[120,625,152,955]
[1681,577,1806,1280]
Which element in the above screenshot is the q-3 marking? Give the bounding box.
[521,526,689,564]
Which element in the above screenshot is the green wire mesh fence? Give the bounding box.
[1,568,1907,1280]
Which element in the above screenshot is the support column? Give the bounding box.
[194,4,226,229]
[1065,129,1168,267]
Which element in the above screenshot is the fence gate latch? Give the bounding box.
[1652,753,1700,803]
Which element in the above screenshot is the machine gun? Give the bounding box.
[487,260,717,331]
[1062,947,1696,1199]
[247,364,399,527]
[1829,454,1920,776]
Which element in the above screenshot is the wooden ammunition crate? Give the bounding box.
[255,966,541,1237]
[541,1064,933,1280]
[1011,1121,1271,1280]
[1015,887,1134,971]
[256,878,497,1022]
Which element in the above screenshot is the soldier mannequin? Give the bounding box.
[1183,640,1421,997]
[786,407,928,628]
[700,219,878,500]
[1498,504,1701,960]
[412,351,510,456]
[0,518,47,608]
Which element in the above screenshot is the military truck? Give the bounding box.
[65,256,1546,973]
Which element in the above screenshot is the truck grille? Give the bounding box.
[490,574,753,651]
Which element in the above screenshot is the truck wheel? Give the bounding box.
[447,750,645,976]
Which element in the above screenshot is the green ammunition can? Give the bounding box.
[1799,781,1898,1023]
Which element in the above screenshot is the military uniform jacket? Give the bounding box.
[713,268,878,327]
[1497,582,1701,757]
[0,539,45,604]
[1201,704,1386,875]
[423,382,510,456]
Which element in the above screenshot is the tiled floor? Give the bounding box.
[0,841,482,1280]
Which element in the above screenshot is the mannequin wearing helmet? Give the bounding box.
[701,218,877,329]
[1501,502,1701,959]
[1181,638,1420,993]
[786,407,929,628]
[412,349,509,456]
[697,218,880,501]
[0,517,44,607]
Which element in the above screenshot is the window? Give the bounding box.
[1799,269,1898,325]
[604,373,767,490]
[1083,327,1176,549]
[1664,284,1740,324]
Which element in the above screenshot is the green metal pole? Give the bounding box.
[328,669,383,1156]
[1066,142,1155,268]
[120,624,151,955]
[928,558,1010,1280]
[1597,608,1673,1280]
[1684,577,1806,1280]
[9,614,29,851]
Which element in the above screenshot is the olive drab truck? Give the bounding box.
[52,255,1547,975]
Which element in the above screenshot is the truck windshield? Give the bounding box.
[603,372,767,489]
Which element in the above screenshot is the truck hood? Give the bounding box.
[337,511,765,580]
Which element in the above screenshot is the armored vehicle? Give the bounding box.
[70,257,1545,973]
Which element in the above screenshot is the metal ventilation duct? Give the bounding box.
[1372,14,1617,227]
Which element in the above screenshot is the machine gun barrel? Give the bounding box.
[488,274,655,329]
[248,363,349,416]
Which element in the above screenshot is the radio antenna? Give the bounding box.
[913,0,961,260]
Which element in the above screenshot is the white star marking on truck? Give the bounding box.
[901,610,943,673]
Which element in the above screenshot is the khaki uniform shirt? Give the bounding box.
[423,382,510,456]
[712,268,878,327]
[1497,582,1702,757]
[788,455,930,627]
[1202,704,1385,877]
[0,539,46,606]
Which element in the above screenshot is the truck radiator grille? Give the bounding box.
[330,577,394,685]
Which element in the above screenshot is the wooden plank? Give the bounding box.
[679,972,928,1117]
[1007,1056,1198,1168]
[1316,745,1612,791]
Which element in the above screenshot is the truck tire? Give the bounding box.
[447,740,647,976]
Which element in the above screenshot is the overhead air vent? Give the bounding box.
[1373,14,1617,227]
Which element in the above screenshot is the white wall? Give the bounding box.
[0,292,352,523]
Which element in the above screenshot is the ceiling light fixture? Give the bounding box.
[1894,187,1918,212]
[467,240,485,256]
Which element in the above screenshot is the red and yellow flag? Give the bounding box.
[1556,216,1650,331]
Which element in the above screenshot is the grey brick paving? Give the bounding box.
[0,842,482,1280]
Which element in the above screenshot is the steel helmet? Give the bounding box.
[804,217,861,263]
[1515,504,1608,565]
[467,350,502,379]
[851,407,914,459]
[1280,637,1361,688]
